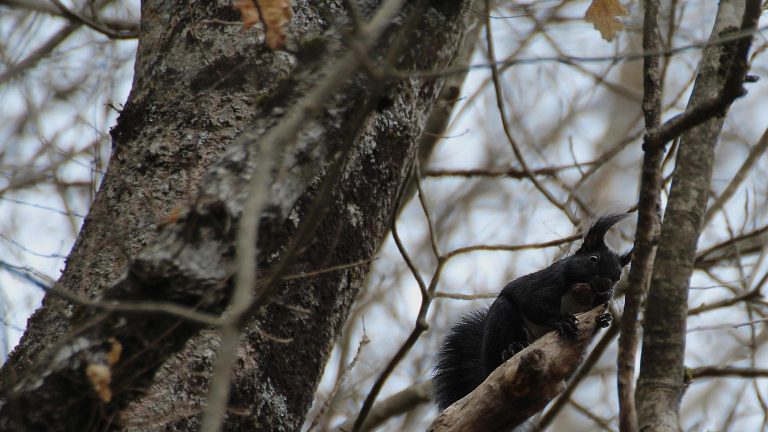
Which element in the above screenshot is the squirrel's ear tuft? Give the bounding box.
[578,213,631,252]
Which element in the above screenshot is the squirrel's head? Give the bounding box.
[564,213,633,304]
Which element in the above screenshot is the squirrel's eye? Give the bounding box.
[589,255,599,263]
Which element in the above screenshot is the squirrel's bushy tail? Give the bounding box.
[432,308,488,411]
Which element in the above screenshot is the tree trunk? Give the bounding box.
[0,1,475,430]
[636,0,759,430]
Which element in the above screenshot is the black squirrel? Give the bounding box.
[433,214,632,411]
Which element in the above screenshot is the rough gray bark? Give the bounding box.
[636,1,759,430]
[0,1,474,430]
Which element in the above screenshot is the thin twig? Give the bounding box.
[688,317,768,332]
[0,260,225,326]
[415,161,441,258]
[433,291,495,300]
[0,0,138,35]
[384,23,768,80]
[570,400,616,432]
[49,0,138,39]
[352,195,444,430]
[0,0,125,85]
[695,225,768,265]
[704,127,768,224]
[443,234,581,261]
[0,23,80,86]
[199,65,285,432]
[692,366,768,379]
[347,3,442,430]
[337,381,432,432]
[307,335,369,432]
[688,287,762,316]
[483,0,577,224]
[424,162,596,179]
[280,257,377,280]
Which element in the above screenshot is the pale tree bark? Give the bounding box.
[636,0,761,430]
[0,1,475,430]
[429,307,608,432]
[617,2,664,430]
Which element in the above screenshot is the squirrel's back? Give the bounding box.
[432,308,488,410]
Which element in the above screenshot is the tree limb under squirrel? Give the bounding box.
[433,214,631,410]
[428,306,607,432]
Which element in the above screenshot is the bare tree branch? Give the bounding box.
[428,307,608,432]
[637,1,761,430]
[0,0,138,35]
[618,2,666,430]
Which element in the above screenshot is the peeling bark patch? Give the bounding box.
[430,0,464,18]
[347,203,362,227]
[376,95,395,111]
[110,99,150,146]
[214,4,241,22]
[190,54,249,92]
[256,378,290,427]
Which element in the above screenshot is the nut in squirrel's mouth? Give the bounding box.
[592,278,615,295]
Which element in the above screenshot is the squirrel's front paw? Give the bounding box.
[551,314,579,337]
[596,312,612,328]
[501,342,528,361]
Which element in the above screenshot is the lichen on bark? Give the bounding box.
[0,1,476,430]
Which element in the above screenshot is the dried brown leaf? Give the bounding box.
[585,0,629,42]
[86,364,112,402]
[262,0,293,49]
[235,0,261,29]
[106,337,123,367]
[235,0,293,50]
